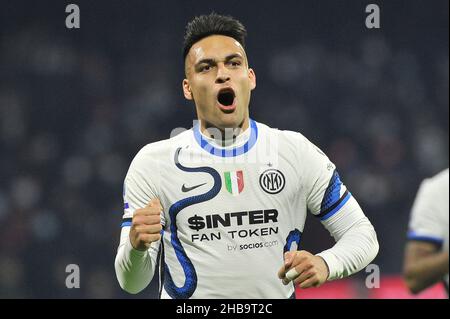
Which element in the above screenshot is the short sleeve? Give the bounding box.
[407,179,446,246]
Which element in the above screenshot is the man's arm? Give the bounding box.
[115,228,157,294]
[279,197,379,286]
[115,143,164,294]
[403,241,449,294]
[278,137,378,287]
[115,198,163,294]
[315,196,378,282]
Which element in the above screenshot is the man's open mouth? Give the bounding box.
[217,88,236,107]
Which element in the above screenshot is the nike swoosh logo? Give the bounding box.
[182,182,207,192]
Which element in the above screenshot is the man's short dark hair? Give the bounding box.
[183,13,247,60]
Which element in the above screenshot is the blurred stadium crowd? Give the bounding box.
[0,1,448,298]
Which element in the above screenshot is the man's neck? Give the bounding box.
[200,118,250,147]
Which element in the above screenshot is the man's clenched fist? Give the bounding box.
[129,198,163,251]
[277,250,329,288]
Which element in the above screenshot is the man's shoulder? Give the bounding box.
[131,129,193,163]
[432,168,449,187]
[257,121,313,149]
[420,168,449,197]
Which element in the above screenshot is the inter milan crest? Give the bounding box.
[259,169,285,194]
[224,170,244,195]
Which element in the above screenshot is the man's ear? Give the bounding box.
[248,68,256,91]
[182,79,193,100]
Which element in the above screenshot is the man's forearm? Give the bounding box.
[404,251,449,294]
[316,197,379,280]
[317,217,379,280]
[114,230,157,294]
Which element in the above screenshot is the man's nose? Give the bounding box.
[215,64,231,84]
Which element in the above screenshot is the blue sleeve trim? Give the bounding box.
[318,191,352,221]
[121,217,132,227]
[320,170,343,213]
[407,231,444,245]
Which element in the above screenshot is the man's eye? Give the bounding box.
[229,61,241,67]
[200,65,211,72]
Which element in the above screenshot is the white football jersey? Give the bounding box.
[408,168,449,290]
[120,119,354,298]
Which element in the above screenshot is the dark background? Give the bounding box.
[0,0,448,298]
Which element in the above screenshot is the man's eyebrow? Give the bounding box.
[195,58,215,67]
[195,53,244,67]
[224,53,243,61]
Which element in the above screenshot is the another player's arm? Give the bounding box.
[403,241,449,294]
[404,176,449,294]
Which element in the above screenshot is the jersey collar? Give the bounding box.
[193,118,258,157]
